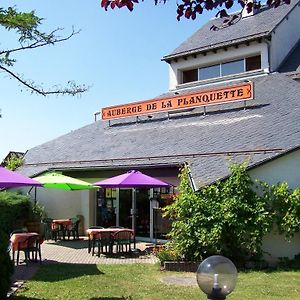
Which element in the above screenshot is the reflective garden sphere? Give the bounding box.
[196,255,237,300]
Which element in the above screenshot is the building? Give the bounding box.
[18,0,300,260]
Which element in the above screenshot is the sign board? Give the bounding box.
[101,82,253,121]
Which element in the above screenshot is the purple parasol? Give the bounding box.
[92,170,170,188]
[93,170,170,233]
[0,166,42,189]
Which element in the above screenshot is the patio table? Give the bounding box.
[10,232,42,262]
[51,219,73,240]
[52,219,72,227]
[10,232,40,252]
[86,228,135,253]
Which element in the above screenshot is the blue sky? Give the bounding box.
[0,0,217,161]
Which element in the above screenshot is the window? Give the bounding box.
[246,55,261,71]
[221,59,244,76]
[182,69,198,83]
[199,64,220,80]
[180,55,261,84]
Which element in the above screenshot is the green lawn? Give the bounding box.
[13,264,300,300]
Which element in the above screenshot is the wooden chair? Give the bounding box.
[16,235,42,266]
[112,230,134,254]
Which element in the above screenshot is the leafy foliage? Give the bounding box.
[163,162,300,264]
[0,230,14,299]
[100,0,291,21]
[0,191,31,234]
[263,182,300,239]
[0,6,87,96]
[164,163,272,263]
[3,153,24,171]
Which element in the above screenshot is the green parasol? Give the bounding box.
[33,172,96,190]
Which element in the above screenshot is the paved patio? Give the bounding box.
[10,237,159,295]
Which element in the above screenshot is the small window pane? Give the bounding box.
[221,59,244,76]
[199,64,220,80]
[246,55,261,71]
[182,69,198,83]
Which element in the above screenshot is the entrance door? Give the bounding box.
[119,189,132,229]
[136,188,150,238]
[118,188,151,238]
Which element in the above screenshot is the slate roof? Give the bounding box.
[278,40,300,73]
[19,73,300,188]
[162,0,299,61]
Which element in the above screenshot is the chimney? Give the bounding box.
[242,0,258,18]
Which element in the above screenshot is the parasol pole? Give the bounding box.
[131,188,137,249]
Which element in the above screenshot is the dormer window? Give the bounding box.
[182,69,198,84]
[181,55,261,84]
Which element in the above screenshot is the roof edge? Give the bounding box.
[161,33,269,62]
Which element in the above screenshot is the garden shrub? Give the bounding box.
[162,162,300,266]
[164,162,273,264]
[0,191,31,234]
[0,229,14,299]
[263,182,300,239]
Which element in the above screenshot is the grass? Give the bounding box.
[13,263,300,300]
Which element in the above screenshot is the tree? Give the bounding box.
[2,153,24,171]
[100,0,291,22]
[0,7,87,96]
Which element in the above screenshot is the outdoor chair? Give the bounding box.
[16,235,42,266]
[66,217,80,240]
[50,222,62,241]
[42,218,53,240]
[111,230,134,254]
[92,231,112,256]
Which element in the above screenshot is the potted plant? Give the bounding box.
[25,202,45,234]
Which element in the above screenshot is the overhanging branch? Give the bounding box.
[0,65,88,96]
[0,27,81,56]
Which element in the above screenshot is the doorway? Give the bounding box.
[136,188,150,238]
[119,189,132,229]
[118,188,151,238]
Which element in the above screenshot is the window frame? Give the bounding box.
[179,55,261,84]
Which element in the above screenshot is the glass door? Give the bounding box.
[136,188,150,238]
[119,189,132,229]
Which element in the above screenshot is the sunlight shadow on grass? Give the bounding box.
[32,263,104,282]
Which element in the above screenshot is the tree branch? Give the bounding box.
[0,28,80,57]
[0,65,88,96]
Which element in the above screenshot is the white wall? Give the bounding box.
[249,149,300,261]
[35,188,84,219]
[270,3,300,71]
[249,149,300,190]
[16,185,93,234]
[262,231,300,262]
[168,42,269,90]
